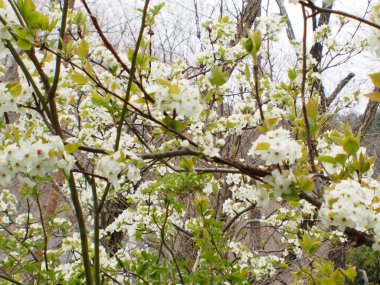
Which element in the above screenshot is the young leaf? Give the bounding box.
[256,142,270,150]
[6,82,22,96]
[288,69,296,81]
[71,71,88,85]
[209,66,229,87]
[364,91,380,102]
[317,156,336,165]
[306,96,318,120]
[343,136,359,155]
[243,37,255,54]
[252,30,262,52]
[64,143,81,154]
[369,72,380,88]
[75,40,89,58]
[27,11,49,30]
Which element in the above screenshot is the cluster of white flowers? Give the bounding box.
[314,24,332,42]
[0,81,33,117]
[251,254,284,280]
[319,180,375,232]
[194,17,245,66]
[95,151,140,189]
[0,189,17,224]
[189,122,221,157]
[257,15,286,41]
[319,179,380,252]
[228,241,285,279]
[222,198,246,217]
[229,241,254,264]
[151,79,203,119]
[369,4,380,57]
[317,136,371,176]
[264,169,295,198]
[249,128,302,165]
[224,178,270,212]
[217,113,255,135]
[0,21,11,55]
[0,136,74,186]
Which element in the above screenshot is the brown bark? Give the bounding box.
[236,0,262,39]
[355,90,380,136]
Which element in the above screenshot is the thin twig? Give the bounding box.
[300,0,380,30]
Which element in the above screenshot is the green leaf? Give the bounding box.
[243,37,255,54]
[343,136,359,155]
[18,0,35,16]
[317,156,336,165]
[335,154,347,166]
[321,277,336,285]
[194,194,209,214]
[342,266,357,281]
[245,63,251,82]
[364,91,380,102]
[179,157,194,172]
[209,66,229,87]
[91,91,107,107]
[229,269,248,283]
[306,96,318,120]
[71,71,88,85]
[24,124,34,140]
[64,143,81,154]
[136,262,149,275]
[256,142,270,150]
[330,270,345,284]
[319,261,334,276]
[6,81,22,96]
[16,38,32,50]
[298,176,314,192]
[156,77,171,87]
[252,30,262,52]
[162,116,187,132]
[27,11,49,30]
[150,3,165,16]
[13,27,33,49]
[75,40,89,58]
[0,0,5,9]
[288,69,296,81]
[282,186,299,202]
[82,59,96,78]
[300,234,320,255]
[156,78,180,94]
[369,72,380,88]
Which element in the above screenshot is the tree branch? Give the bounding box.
[327,72,355,106]
[300,0,380,30]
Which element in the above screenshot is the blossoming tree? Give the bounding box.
[1,0,380,284]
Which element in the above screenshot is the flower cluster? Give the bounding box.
[319,179,380,252]
[0,81,33,117]
[369,4,380,56]
[248,128,302,165]
[264,169,295,198]
[95,150,140,189]
[152,79,203,119]
[0,136,74,186]
[189,122,221,157]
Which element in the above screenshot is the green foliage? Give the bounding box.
[293,257,358,285]
[346,246,380,285]
[209,66,229,87]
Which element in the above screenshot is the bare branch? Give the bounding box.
[327,72,355,106]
